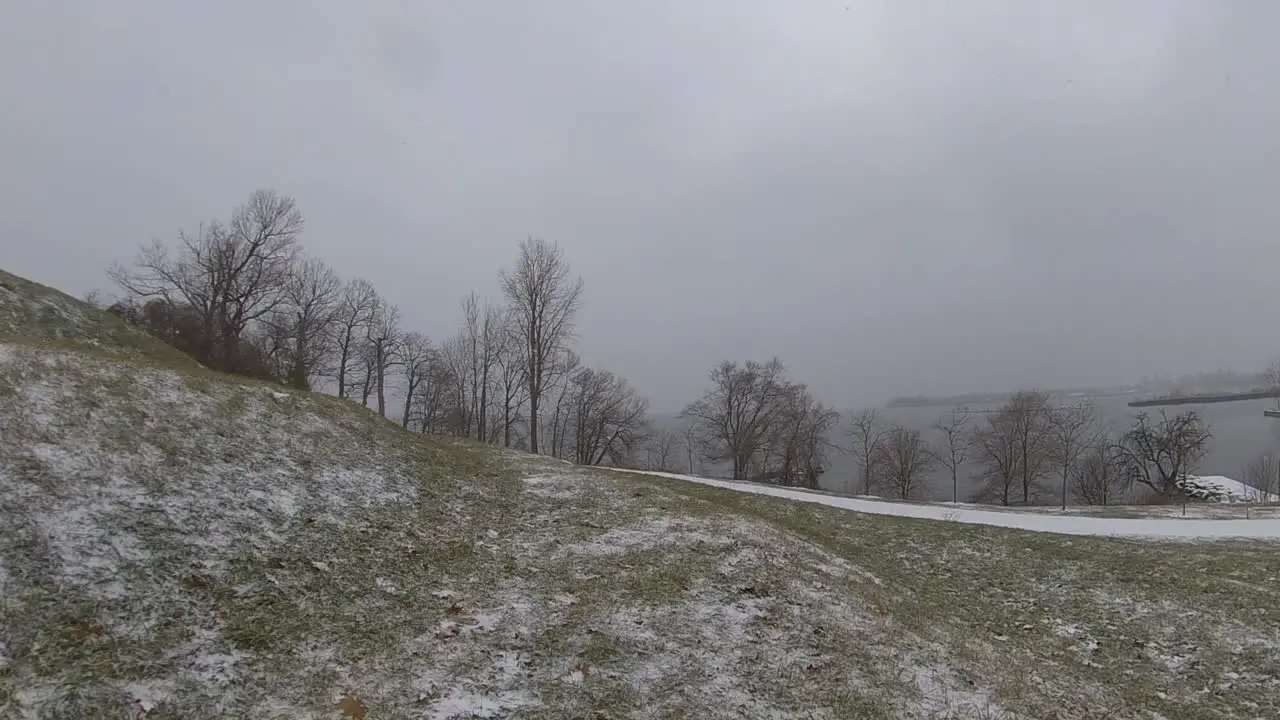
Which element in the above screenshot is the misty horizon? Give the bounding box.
[6,1,1280,413]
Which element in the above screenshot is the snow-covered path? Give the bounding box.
[617,469,1280,540]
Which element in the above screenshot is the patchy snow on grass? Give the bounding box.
[7,275,1280,719]
[617,469,1280,539]
[0,346,445,717]
[521,473,581,500]
[559,515,726,557]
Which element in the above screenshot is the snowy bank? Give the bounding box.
[615,470,1280,540]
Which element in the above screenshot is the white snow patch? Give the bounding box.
[124,680,175,714]
[560,515,727,556]
[1189,475,1280,503]
[616,469,1280,539]
[425,687,535,719]
[520,474,580,499]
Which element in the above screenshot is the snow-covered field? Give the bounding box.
[617,469,1280,540]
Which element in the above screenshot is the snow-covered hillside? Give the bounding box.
[4,269,1280,719]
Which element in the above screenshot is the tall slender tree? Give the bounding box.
[499,238,584,454]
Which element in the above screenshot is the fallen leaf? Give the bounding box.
[334,693,366,720]
[181,573,210,590]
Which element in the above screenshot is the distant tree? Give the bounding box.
[546,350,582,459]
[769,384,840,489]
[931,408,971,503]
[1243,454,1280,502]
[1117,410,1212,498]
[645,429,680,472]
[565,367,650,466]
[683,422,698,475]
[969,405,1021,506]
[83,289,110,308]
[492,308,528,447]
[366,300,402,417]
[330,278,380,400]
[500,237,584,454]
[875,426,937,500]
[410,351,454,435]
[1264,359,1280,409]
[848,409,886,496]
[271,256,341,390]
[439,333,472,434]
[1047,402,1099,510]
[1071,439,1130,506]
[1008,391,1055,503]
[461,292,504,442]
[681,358,789,480]
[397,332,435,429]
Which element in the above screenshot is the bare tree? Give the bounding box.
[217,190,305,368]
[848,409,886,496]
[1264,359,1280,410]
[1048,402,1099,510]
[410,352,454,435]
[83,289,110,308]
[492,309,528,447]
[1072,440,1130,506]
[1243,454,1280,502]
[500,238,585,454]
[330,278,379,399]
[547,350,582,458]
[876,426,937,500]
[1117,410,1212,498]
[681,358,789,480]
[768,384,840,489]
[683,422,698,475]
[270,256,341,389]
[397,332,435,429]
[460,292,504,442]
[931,408,971,503]
[645,430,680,472]
[1009,391,1054,504]
[565,367,650,466]
[109,189,302,374]
[439,333,473,435]
[366,300,402,417]
[970,407,1020,506]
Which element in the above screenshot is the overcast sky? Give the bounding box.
[3,1,1279,411]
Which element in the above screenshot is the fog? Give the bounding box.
[4,0,1280,413]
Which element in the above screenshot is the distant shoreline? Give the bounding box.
[886,388,1136,409]
[1127,389,1278,408]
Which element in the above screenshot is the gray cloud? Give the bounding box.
[4,0,1280,411]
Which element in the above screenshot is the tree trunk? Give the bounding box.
[528,393,540,454]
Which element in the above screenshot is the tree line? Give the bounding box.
[102,188,1235,503]
[676,363,1219,506]
[105,188,650,464]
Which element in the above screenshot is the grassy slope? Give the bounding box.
[2,270,1279,719]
